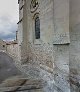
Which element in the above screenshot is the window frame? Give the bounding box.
[32,13,41,45]
[35,16,40,39]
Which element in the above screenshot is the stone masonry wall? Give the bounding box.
[27,43,53,69]
[18,0,55,92]
[17,0,80,91]
[53,0,70,92]
[18,0,71,92]
[70,0,80,91]
[6,43,20,61]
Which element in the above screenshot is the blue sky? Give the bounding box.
[0,0,19,41]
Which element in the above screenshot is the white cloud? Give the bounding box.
[0,0,19,41]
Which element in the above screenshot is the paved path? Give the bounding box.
[0,52,21,83]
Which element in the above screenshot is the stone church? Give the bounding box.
[17,0,80,92]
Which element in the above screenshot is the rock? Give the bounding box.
[0,76,45,92]
[0,76,26,91]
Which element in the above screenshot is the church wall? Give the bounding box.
[20,0,29,63]
[19,0,55,91]
[53,0,70,44]
[53,0,70,92]
[17,22,23,62]
[17,22,23,46]
[70,0,80,91]
[25,0,54,69]
[18,0,54,69]
[17,0,80,91]
[17,0,24,62]
[19,0,70,92]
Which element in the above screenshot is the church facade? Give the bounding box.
[17,0,80,92]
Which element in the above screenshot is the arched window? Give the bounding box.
[35,16,40,39]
